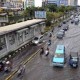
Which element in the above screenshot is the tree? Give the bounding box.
[0,8,4,13]
[45,4,57,12]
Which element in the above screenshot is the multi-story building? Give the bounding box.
[24,0,35,9]
[3,0,23,9]
[59,0,68,6]
[68,0,78,6]
[0,0,6,7]
[42,0,68,6]
[42,0,59,6]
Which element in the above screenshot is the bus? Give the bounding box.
[52,45,65,67]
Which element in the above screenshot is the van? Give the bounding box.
[32,35,43,45]
[52,45,66,67]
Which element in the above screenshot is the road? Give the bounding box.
[10,17,80,80]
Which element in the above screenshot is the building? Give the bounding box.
[0,13,8,27]
[2,0,23,9]
[42,0,68,6]
[24,0,35,9]
[68,0,78,6]
[59,0,68,6]
[42,0,58,6]
[0,19,45,59]
[0,0,6,7]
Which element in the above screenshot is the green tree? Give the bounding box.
[45,4,57,12]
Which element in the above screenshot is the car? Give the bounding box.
[32,35,44,45]
[59,30,65,36]
[69,52,79,68]
[57,31,64,39]
[62,24,69,31]
[74,18,79,25]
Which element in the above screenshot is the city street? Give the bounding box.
[10,17,80,80]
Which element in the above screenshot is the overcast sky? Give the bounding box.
[35,0,80,7]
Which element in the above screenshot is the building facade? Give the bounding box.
[42,0,68,6]
[24,0,35,9]
[1,0,23,9]
[68,0,78,6]
[0,19,45,58]
[0,0,6,7]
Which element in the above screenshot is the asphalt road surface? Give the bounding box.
[10,17,80,80]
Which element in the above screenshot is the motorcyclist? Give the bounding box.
[45,47,49,57]
[40,47,44,56]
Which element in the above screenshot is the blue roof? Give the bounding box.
[52,57,64,63]
[55,45,64,54]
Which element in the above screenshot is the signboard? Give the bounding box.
[35,11,46,19]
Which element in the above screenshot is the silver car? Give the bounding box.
[32,35,43,45]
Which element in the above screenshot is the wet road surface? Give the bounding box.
[11,18,80,80]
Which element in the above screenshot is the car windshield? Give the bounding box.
[34,37,38,40]
[54,54,64,58]
[72,58,77,62]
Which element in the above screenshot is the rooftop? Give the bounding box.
[0,19,45,35]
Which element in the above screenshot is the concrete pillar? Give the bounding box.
[5,35,10,52]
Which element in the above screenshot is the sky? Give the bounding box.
[35,0,80,7]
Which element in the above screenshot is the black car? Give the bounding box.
[69,52,79,68]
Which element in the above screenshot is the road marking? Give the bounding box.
[5,49,41,80]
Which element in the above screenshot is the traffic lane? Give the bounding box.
[11,20,80,80]
[1,42,46,80]
[11,48,80,80]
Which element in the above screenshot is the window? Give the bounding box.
[9,33,15,45]
[0,36,6,50]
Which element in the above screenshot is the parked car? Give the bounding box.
[62,24,69,31]
[69,52,79,68]
[32,35,44,45]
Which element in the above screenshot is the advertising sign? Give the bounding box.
[35,11,46,19]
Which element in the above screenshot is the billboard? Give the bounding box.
[35,11,46,19]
